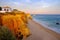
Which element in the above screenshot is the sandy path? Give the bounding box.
[26,19,60,40]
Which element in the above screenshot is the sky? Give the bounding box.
[0,0,60,14]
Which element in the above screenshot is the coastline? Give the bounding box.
[27,19,60,40]
[32,19,60,39]
[33,19,60,34]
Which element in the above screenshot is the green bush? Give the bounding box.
[0,7,2,11]
[0,26,16,40]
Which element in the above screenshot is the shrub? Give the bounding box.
[0,7,2,11]
[0,26,16,40]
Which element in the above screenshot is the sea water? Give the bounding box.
[32,14,60,34]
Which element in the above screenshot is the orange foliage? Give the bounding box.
[26,13,32,19]
[0,13,30,39]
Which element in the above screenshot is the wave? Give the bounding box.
[33,19,60,34]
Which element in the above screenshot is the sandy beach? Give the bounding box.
[26,19,60,40]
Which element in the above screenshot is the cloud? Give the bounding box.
[20,0,31,3]
[13,2,20,5]
[0,0,60,14]
[26,0,31,3]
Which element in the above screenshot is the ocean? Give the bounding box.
[32,14,60,34]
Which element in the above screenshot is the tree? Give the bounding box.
[0,7,2,11]
[13,9,18,11]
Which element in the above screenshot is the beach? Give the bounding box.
[26,19,60,40]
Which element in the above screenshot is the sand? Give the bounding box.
[26,19,60,40]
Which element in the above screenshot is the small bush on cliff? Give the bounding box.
[0,7,2,11]
[0,26,16,40]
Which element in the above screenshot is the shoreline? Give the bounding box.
[32,19,60,40]
[27,19,60,40]
[33,19,60,34]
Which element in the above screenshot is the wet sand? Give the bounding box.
[26,19,60,40]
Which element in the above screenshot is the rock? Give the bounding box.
[56,23,60,25]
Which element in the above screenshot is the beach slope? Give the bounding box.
[26,19,60,40]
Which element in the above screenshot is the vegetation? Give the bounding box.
[0,26,16,40]
[0,7,2,11]
[26,13,32,20]
[0,9,32,40]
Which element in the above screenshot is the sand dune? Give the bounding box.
[26,19,60,40]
